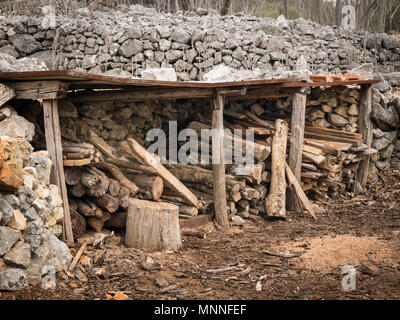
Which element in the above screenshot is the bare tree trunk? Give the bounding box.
[315,0,322,24]
[335,0,342,26]
[377,0,386,33]
[221,0,232,15]
[283,0,288,18]
[305,0,311,20]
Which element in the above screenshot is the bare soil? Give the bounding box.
[1,169,400,300]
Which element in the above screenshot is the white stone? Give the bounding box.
[141,68,177,81]
[203,64,234,82]
[0,114,35,141]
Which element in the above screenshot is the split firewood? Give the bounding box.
[69,182,86,198]
[182,229,207,239]
[104,211,128,229]
[91,194,120,213]
[95,162,139,196]
[84,166,110,198]
[187,121,270,162]
[86,212,112,233]
[125,173,163,201]
[125,138,199,208]
[108,179,121,197]
[70,210,86,238]
[64,167,82,186]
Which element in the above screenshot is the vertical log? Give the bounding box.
[211,90,229,228]
[266,119,289,219]
[43,99,74,243]
[288,92,307,212]
[357,85,373,188]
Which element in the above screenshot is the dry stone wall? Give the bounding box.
[0,106,72,291]
[0,6,399,78]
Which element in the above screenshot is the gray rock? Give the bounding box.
[0,199,14,225]
[3,241,31,269]
[2,195,20,209]
[26,229,72,277]
[9,34,41,54]
[118,39,143,58]
[0,227,21,257]
[23,207,39,222]
[0,268,29,291]
[171,29,191,44]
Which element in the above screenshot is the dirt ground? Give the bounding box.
[1,170,400,300]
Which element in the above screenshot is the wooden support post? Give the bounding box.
[43,99,74,243]
[287,91,307,212]
[266,119,289,219]
[211,90,229,228]
[356,84,373,188]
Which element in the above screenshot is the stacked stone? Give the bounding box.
[370,82,400,174]
[306,87,360,133]
[0,6,400,79]
[0,107,72,292]
[56,100,164,149]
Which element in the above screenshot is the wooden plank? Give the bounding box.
[127,138,199,208]
[302,144,323,156]
[304,138,352,152]
[66,87,214,103]
[304,131,362,146]
[179,215,211,229]
[211,91,229,228]
[43,99,74,243]
[6,81,69,100]
[63,158,92,166]
[288,92,306,213]
[285,162,317,220]
[303,151,326,165]
[305,125,362,140]
[356,84,373,188]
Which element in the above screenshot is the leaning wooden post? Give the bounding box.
[266,119,289,219]
[211,90,229,228]
[356,84,373,188]
[287,90,307,212]
[43,99,74,243]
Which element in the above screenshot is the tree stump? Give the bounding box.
[125,199,182,251]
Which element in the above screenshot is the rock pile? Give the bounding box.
[0,106,71,292]
[0,6,399,79]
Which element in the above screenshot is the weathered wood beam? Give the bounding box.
[356,84,373,188]
[211,90,229,228]
[287,91,307,212]
[43,99,74,243]
[6,81,69,100]
[65,85,298,104]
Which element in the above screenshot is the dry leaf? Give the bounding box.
[113,292,129,300]
[69,283,78,288]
